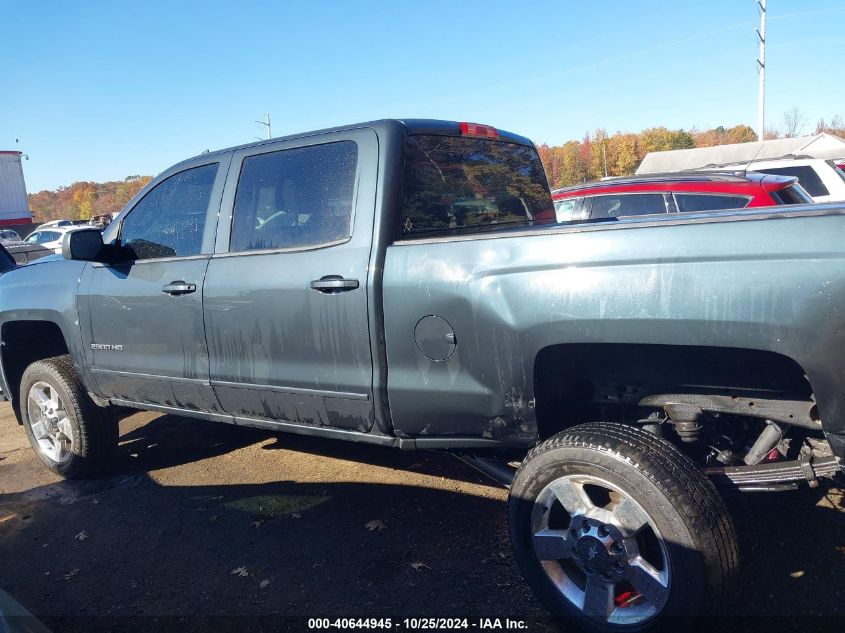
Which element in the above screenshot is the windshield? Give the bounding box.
[401,135,553,238]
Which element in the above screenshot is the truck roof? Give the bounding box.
[170,119,536,171]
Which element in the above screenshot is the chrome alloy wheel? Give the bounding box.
[531,474,670,625]
[26,381,74,464]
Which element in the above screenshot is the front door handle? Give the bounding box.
[161,280,197,296]
[310,276,359,293]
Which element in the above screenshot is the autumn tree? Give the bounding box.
[608,133,639,175]
[536,122,774,190]
[27,175,153,223]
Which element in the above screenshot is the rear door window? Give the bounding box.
[230,141,358,252]
[675,194,751,212]
[588,193,667,219]
[401,135,553,237]
[751,166,829,197]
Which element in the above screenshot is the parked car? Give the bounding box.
[2,242,53,265]
[0,229,22,244]
[1,119,843,629]
[23,225,94,254]
[35,219,74,230]
[90,214,112,230]
[551,171,812,223]
[702,158,845,203]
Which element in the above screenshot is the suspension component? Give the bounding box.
[663,403,703,443]
[743,420,785,466]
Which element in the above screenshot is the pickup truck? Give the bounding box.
[0,119,842,629]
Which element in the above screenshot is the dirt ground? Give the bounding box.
[0,401,843,632]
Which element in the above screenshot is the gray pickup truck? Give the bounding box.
[0,119,842,629]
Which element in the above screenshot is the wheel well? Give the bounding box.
[1,320,69,422]
[533,343,813,440]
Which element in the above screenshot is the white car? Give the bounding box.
[36,219,74,230]
[0,229,22,244]
[741,158,845,203]
[23,225,96,254]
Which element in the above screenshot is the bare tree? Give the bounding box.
[782,107,807,138]
[816,115,845,136]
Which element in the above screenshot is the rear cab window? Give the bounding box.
[769,185,814,205]
[400,135,553,238]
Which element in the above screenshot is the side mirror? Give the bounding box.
[62,229,104,261]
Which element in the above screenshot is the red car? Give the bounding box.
[551,171,813,223]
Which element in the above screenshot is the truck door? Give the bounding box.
[203,129,378,431]
[78,156,230,411]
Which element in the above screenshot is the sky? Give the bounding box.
[2,0,844,193]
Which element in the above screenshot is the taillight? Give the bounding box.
[459,122,499,139]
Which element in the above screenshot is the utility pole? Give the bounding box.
[756,0,767,141]
[601,142,608,178]
[255,113,272,140]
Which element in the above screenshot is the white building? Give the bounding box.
[637,133,845,174]
[0,151,33,226]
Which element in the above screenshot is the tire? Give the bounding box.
[19,355,118,479]
[508,422,737,631]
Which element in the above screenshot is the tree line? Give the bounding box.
[25,112,844,221]
[538,113,844,190]
[28,175,152,223]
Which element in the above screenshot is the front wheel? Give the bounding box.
[508,422,737,631]
[19,355,118,479]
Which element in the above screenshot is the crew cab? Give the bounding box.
[551,171,812,223]
[0,119,843,630]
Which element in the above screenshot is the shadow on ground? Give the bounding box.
[0,414,544,632]
[0,413,843,632]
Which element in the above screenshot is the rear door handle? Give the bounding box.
[161,280,197,296]
[310,276,359,293]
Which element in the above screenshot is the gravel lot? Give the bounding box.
[0,401,842,631]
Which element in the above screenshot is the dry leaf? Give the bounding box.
[230,566,249,577]
[75,531,88,541]
[251,520,265,528]
[64,569,79,580]
[789,570,805,578]
[410,562,431,571]
[365,520,386,531]
[260,579,271,589]
[290,513,302,519]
